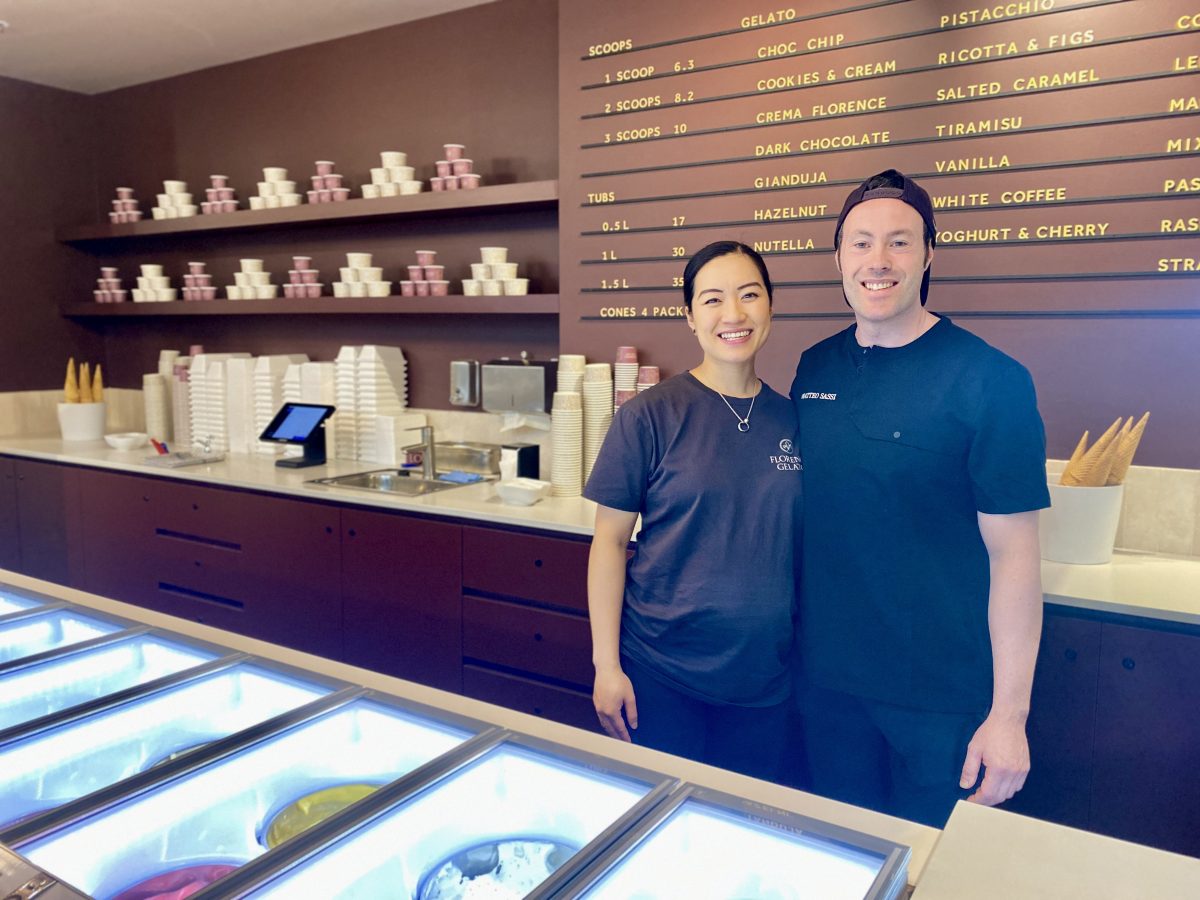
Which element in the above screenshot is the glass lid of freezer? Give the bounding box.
[0,608,125,665]
[0,588,44,616]
[239,738,669,900]
[0,660,331,833]
[14,695,481,900]
[564,787,910,900]
[0,632,219,733]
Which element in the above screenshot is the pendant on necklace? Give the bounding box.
[737,419,749,433]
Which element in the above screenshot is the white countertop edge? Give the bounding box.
[0,569,942,885]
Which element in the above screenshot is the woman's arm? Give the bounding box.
[588,504,640,741]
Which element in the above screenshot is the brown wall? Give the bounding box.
[0,76,103,392]
[70,0,560,409]
[558,0,1200,468]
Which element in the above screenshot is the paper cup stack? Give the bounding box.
[637,365,660,393]
[430,143,482,192]
[93,266,127,303]
[249,167,302,210]
[614,346,639,411]
[143,373,170,442]
[180,261,217,302]
[283,256,323,299]
[227,259,277,301]
[583,362,614,482]
[201,175,239,215]
[151,180,197,220]
[397,249,447,298]
[551,391,584,497]
[364,151,422,199]
[333,252,393,298]
[133,264,176,302]
[306,160,351,204]
[557,354,586,393]
[463,247,528,296]
[108,187,143,224]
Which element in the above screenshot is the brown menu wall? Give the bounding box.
[0,76,103,391]
[559,0,1200,468]
[68,0,559,409]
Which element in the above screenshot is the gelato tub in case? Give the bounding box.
[0,660,328,829]
[0,608,125,665]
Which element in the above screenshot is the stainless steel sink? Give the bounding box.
[309,469,472,496]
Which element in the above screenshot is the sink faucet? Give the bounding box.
[403,425,437,479]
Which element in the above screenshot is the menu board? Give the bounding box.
[559,0,1200,323]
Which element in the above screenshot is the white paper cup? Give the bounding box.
[380,181,399,197]
[162,180,187,194]
[492,262,519,279]
[332,282,350,298]
[462,279,481,296]
[362,184,381,199]
[370,167,389,185]
[249,271,271,287]
[177,205,198,217]
[339,267,359,283]
[358,266,383,283]
[345,253,372,268]
[249,196,266,210]
[140,264,164,278]
[387,166,415,182]
[158,288,177,302]
[151,207,167,220]
[156,193,173,207]
[280,193,302,207]
[149,275,171,289]
[240,259,264,273]
[255,284,278,300]
[480,279,502,295]
[265,195,282,209]
[257,181,276,197]
[399,181,423,195]
[349,281,367,298]
[367,281,392,297]
[275,180,296,194]
[1040,482,1125,565]
[470,263,491,280]
[234,272,251,287]
[262,167,288,182]
[480,247,508,265]
[227,286,243,300]
[57,402,106,441]
[503,278,529,296]
[380,151,407,167]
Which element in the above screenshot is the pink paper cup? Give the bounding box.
[430,280,449,296]
[430,177,446,192]
[444,176,460,191]
[443,143,466,161]
[451,159,473,176]
[292,256,312,270]
[400,280,415,296]
[435,160,452,177]
[415,280,431,296]
[415,250,437,266]
[323,173,344,189]
[315,161,335,176]
[459,173,481,189]
[115,187,134,200]
[423,265,445,280]
[100,267,118,278]
[407,265,423,280]
[210,175,229,188]
[300,269,319,284]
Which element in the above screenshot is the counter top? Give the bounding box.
[912,801,1200,899]
[0,436,599,537]
[2,438,1197,626]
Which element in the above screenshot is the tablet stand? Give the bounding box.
[276,427,328,468]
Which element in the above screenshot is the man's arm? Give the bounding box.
[960,509,1043,805]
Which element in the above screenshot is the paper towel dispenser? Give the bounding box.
[481,353,558,414]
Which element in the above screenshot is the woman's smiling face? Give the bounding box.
[685,252,772,365]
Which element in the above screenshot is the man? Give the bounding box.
[790,169,1049,827]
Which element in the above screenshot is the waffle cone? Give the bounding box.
[1058,430,1090,485]
[1060,416,1122,486]
[1106,411,1149,485]
[92,364,105,403]
[78,362,93,403]
[64,357,79,403]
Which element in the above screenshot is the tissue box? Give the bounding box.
[495,478,552,506]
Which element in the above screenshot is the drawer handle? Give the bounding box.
[533,632,543,642]
[143,495,150,502]
[348,529,357,538]
[1064,648,1077,662]
[1122,657,1136,671]
[533,559,543,568]
[325,526,334,535]
[192,503,200,511]
[533,706,543,715]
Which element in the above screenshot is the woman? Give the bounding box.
[583,241,802,781]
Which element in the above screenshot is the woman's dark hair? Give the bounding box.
[682,241,773,311]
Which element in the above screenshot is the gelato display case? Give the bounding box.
[12,694,486,899]
[0,607,126,666]
[557,784,910,900]
[0,586,45,616]
[0,660,333,831]
[0,631,221,733]
[229,736,675,899]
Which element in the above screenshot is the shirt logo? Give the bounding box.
[799,391,837,400]
[771,437,802,471]
[779,438,793,454]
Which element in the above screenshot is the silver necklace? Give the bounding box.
[717,385,756,432]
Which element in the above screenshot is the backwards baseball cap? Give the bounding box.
[833,169,937,305]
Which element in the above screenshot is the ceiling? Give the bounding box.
[0,0,493,94]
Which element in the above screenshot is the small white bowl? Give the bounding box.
[495,478,552,506]
[105,432,148,451]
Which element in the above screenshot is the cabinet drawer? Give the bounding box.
[463,664,599,733]
[463,594,592,686]
[462,526,589,611]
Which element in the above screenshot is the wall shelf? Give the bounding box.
[57,180,559,244]
[61,295,560,317]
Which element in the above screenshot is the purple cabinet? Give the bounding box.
[341,509,463,693]
[1090,622,1200,857]
[7,458,73,584]
[1003,613,1101,830]
[0,458,19,572]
